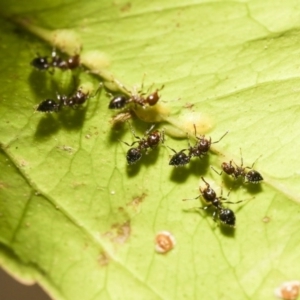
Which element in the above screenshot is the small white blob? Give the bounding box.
[274,280,300,300]
[155,231,176,254]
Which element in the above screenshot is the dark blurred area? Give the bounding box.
[0,268,51,300]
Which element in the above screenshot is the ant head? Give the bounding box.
[147,130,162,148]
[146,90,159,106]
[200,177,217,202]
[197,136,211,153]
[221,161,235,175]
[145,84,164,106]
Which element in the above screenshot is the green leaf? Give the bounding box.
[1,1,300,299]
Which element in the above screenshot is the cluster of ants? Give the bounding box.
[32,50,164,114]
[121,124,263,228]
[31,49,80,72]
[31,50,90,113]
[31,50,263,228]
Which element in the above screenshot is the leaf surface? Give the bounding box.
[1,1,300,299]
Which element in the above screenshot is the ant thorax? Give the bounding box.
[233,166,246,178]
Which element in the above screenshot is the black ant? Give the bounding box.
[36,88,89,113]
[120,124,164,165]
[114,78,164,107]
[183,177,249,227]
[168,147,190,167]
[31,50,80,72]
[188,125,228,158]
[214,149,263,184]
[52,52,80,70]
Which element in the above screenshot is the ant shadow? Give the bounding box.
[28,71,55,99]
[126,146,162,177]
[221,175,263,195]
[28,69,80,100]
[183,207,235,238]
[169,155,210,183]
[219,224,235,237]
[108,120,128,144]
[34,107,87,140]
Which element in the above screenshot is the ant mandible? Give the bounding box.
[120,124,165,165]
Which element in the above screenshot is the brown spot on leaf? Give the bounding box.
[19,159,28,167]
[0,182,9,189]
[127,193,147,212]
[98,251,110,266]
[262,216,271,223]
[103,221,131,245]
[183,102,194,109]
[112,221,131,244]
[120,2,131,12]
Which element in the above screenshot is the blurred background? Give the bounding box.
[0,268,51,300]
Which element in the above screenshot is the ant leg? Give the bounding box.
[160,129,165,144]
[186,132,193,149]
[210,166,223,176]
[212,210,218,223]
[90,82,103,98]
[212,131,229,144]
[221,197,254,205]
[239,148,244,168]
[246,155,262,170]
[189,205,210,212]
[182,195,201,201]
[193,124,197,138]
[113,79,132,97]
[126,122,141,140]
[141,73,146,90]
[158,84,165,92]
[166,146,177,154]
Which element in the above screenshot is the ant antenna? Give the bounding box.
[210,165,223,176]
[200,176,210,187]
[145,124,155,135]
[212,131,229,144]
